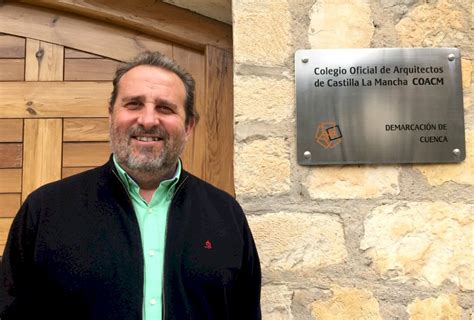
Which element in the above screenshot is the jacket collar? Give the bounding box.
[104,154,190,198]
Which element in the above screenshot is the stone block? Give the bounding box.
[261,284,294,320]
[396,1,469,47]
[303,166,400,199]
[247,212,347,271]
[360,201,473,290]
[407,294,461,320]
[235,138,290,197]
[310,286,382,320]
[234,75,294,122]
[462,59,472,89]
[308,0,374,48]
[415,130,473,186]
[233,0,291,66]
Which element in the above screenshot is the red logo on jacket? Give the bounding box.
[204,240,212,249]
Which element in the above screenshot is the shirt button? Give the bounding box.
[149,250,156,257]
[150,298,157,305]
[147,208,152,214]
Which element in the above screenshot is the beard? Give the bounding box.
[109,123,186,174]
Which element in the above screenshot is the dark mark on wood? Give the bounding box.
[26,107,37,115]
[36,48,44,59]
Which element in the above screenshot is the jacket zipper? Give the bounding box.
[112,170,134,206]
[114,167,189,320]
[112,170,147,317]
[162,174,188,320]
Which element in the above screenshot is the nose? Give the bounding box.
[137,104,159,129]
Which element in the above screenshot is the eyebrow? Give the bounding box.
[121,95,144,103]
[120,96,178,109]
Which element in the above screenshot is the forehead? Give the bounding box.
[117,65,186,102]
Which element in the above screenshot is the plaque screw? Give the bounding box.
[448,53,455,61]
[302,58,309,63]
[303,151,311,159]
[452,148,461,156]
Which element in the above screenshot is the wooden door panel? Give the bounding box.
[64,58,119,81]
[172,45,206,178]
[63,142,110,167]
[64,118,109,142]
[0,218,14,252]
[62,167,95,178]
[0,195,20,218]
[0,144,22,169]
[0,59,24,81]
[204,46,234,195]
[0,169,22,193]
[22,119,63,201]
[0,82,110,118]
[0,3,173,62]
[25,39,64,81]
[0,34,25,58]
[65,48,103,59]
[0,119,23,142]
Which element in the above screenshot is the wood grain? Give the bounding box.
[64,58,119,81]
[22,119,63,201]
[0,3,173,62]
[204,46,234,196]
[0,59,24,81]
[62,166,95,178]
[63,118,109,141]
[24,38,40,80]
[0,218,14,254]
[25,39,64,81]
[0,34,25,58]
[14,0,232,52]
[0,194,20,218]
[0,169,22,193]
[0,82,110,118]
[172,45,206,179]
[0,119,23,142]
[63,142,110,167]
[65,48,101,59]
[0,144,22,168]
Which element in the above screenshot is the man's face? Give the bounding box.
[109,65,194,174]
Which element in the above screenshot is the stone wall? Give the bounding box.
[232,0,473,319]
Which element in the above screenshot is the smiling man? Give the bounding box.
[1,52,261,320]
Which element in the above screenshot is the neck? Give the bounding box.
[128,168,173,204]
[115,158,177,190]
[127,167,175,190]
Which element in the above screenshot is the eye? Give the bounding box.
[157,105,174,114]
[125,101,141,109]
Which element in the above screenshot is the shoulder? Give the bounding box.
[178,171,253,238]
[181,171,238,205]
[25,163,109,204]
[178,171,247,222]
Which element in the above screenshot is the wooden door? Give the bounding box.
[0,3,233,253]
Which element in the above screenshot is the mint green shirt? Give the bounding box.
[113,156,181,320]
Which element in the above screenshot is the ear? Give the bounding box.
[184,118,195,140]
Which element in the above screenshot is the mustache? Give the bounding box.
[127,125,169,139]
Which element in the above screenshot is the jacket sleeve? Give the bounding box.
[0,198,39,318]
[233,210,262,320]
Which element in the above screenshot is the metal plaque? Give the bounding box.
[296,48,465,165]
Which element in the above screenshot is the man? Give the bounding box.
[1,51,261,319]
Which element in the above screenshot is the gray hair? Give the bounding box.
[109,51,199,125]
